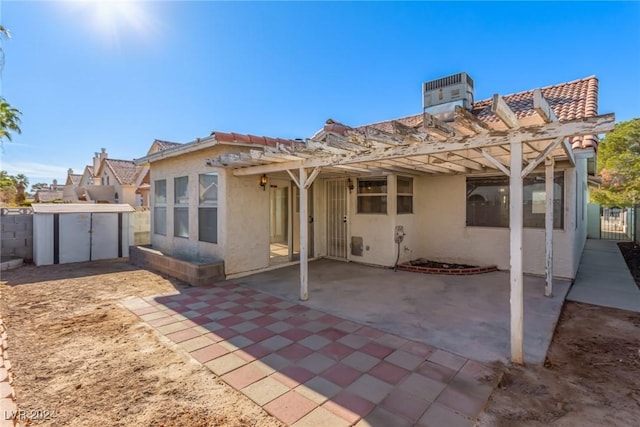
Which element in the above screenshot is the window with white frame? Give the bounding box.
[466,172,564,228]
[357,177,387,214]
[198,173,218,243]
[174,176,189,238]
[153,179,167,235]
[397,176,413,214]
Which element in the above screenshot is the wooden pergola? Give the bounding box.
[204,90,614,364]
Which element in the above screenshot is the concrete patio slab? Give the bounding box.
[237,259,571,364]
[123,281,502,426]
[567,239,640,312]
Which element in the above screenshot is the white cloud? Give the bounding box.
[1,161,75,183]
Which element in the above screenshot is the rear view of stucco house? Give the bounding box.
[135,73,611,296]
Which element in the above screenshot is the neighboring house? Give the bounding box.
[134,140,182,207]
[64,149,142,206]
[95,158,139,206]
[35,180,64,203]
[65,169,82,187]
[79,166,95,187]
[135,74,612,283]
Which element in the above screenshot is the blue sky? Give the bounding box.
[1,1,639,186]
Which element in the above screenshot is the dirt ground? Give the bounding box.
[619,242,640,288]
[0,260,282,427]
[478,301,640,426]
[478,242,640,426]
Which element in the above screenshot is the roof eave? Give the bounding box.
[134,135,218,165]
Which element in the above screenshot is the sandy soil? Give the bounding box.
[477,302,640,427]
[0,260,282,427]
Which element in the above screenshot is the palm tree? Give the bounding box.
[0,27,20,143]
[0,98,22,142]
[13,173,28,203]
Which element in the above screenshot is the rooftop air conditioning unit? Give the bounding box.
[423,72,474,121]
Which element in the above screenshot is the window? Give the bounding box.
[466,173,564,228]
[397,176,413,214]
[174,176,189,238]
[198,173,218,243]
[357,177,387,214]
[154,179,167,235]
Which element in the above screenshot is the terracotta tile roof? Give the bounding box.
[211,131,297,147]
[359,76,599,149]
[104,159,138,185]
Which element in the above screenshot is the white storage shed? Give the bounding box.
[32,204,135,266]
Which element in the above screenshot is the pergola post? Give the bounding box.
[545,157,555,297]
[509,140,524,365]
[299,167,309,301]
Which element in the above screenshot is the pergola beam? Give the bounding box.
[479,149,511,177]
[286,170,300,188]
[395,157,456,174]
[492,94,520,129]
[454,105,491,135]
[509,139,524,365]
[392,120,428,141]
[561,138,576,166]
[533,89,558,123]
[298,167,309,301]
[521,137,564,178]
[428,155,469,173]
[432,152,484,171]
[234,160,304,176]
[422,111,456,138]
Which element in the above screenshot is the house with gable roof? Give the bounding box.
[134,74,612,328]
[94,157,139,205]
[134,140,183,207]
[65,169,82,187]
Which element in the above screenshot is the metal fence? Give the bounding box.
[600,206,636,241]
[635,204,639,245]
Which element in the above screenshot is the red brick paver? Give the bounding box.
[124,282,500,426]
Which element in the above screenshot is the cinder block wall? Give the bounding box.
[1,213,33,261]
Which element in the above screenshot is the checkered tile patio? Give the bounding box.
[123,283,500,426]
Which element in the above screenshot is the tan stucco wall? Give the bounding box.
[225,172,271,275]
[150,148,227,265]
[346,174,421,267]
[149,146,277,275]
[412,168,578,279]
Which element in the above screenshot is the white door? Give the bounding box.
[326,180,348,259]
[92,213,119,260]
[59,213,91,264]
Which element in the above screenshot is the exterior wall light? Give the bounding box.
[347,177,354,193]
[260,174,268,191]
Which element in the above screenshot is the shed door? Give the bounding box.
[59,213,91,264]
[326,180,348,259]
[92,213,119,260]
